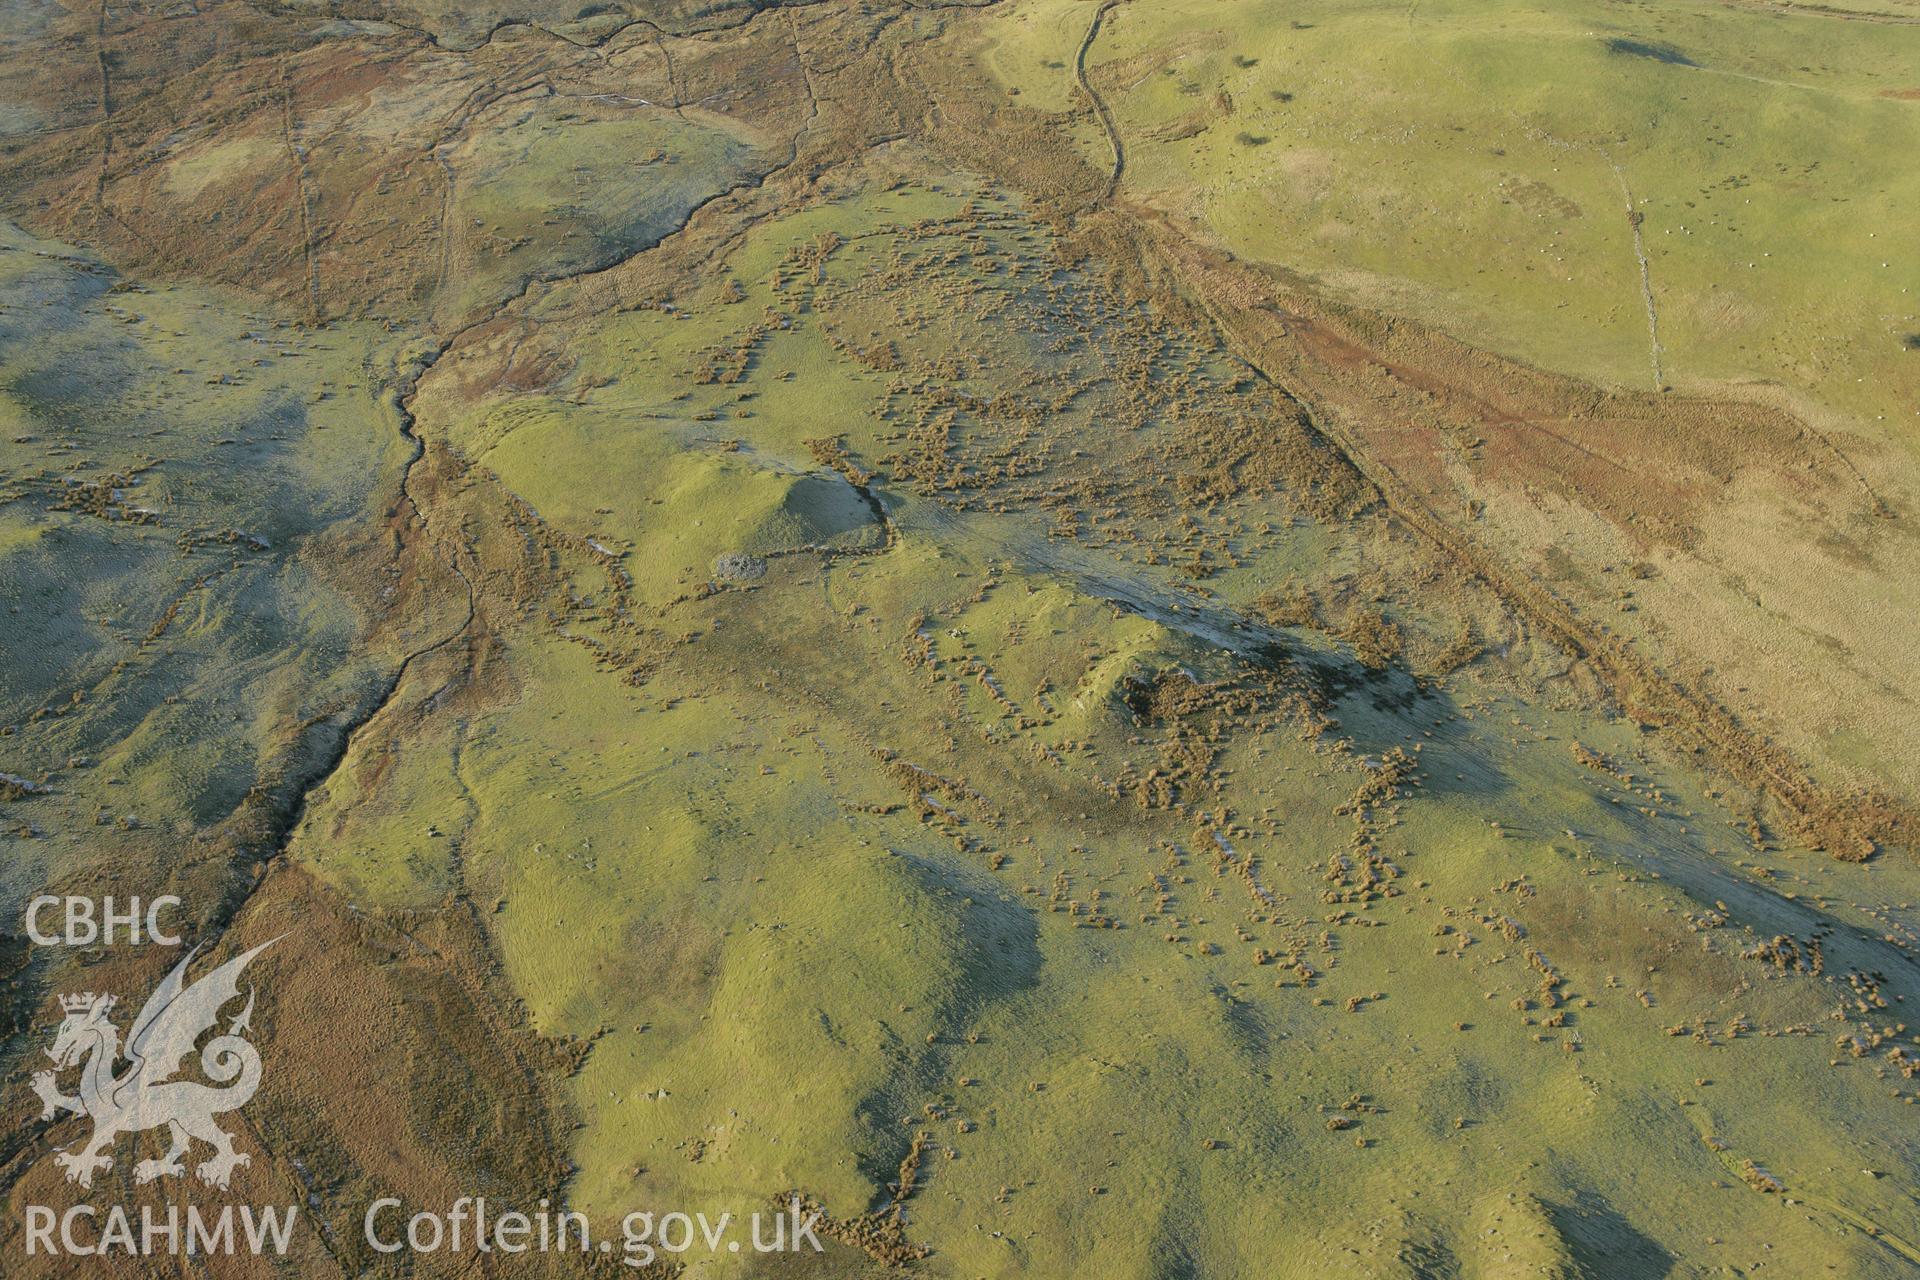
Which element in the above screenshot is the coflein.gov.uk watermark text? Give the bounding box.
[366,1197,825,1267]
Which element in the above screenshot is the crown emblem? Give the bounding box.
[59,992,112,1014]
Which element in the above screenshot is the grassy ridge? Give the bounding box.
[292,174,1920,1275]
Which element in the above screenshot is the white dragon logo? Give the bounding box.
[30,938,275,1190]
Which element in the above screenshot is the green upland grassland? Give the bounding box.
[290,172,1920,1277]
[435,100,767,329]
[4,3,1918,1276]
[982,0,1920,438]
